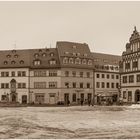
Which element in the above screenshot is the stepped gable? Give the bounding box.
[29,48,60,69]
[129,26,140,42]
[0,49,30,68]
[56,41,93,69]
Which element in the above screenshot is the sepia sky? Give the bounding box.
[0,1,140,55]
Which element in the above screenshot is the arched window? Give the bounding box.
[63,57,68,64]
[69,58,74,64]
[34,53,39,58]
[82,59,87,64]
[20,60,24,64]
[50,53,54,57]
[75,58,81,64]
[42,53,47,57]
[4,61,8,65]
[11,61,16,64]
[6,54,11,58]
[88,60,92,65]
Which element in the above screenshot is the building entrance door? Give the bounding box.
[135,90,140,103]
[22,95,27,104]
[64,93,69,104]
[12,94,16,102]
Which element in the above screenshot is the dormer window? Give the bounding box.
[11,61,16,64]
[77,53,80,56]
[73,53,76,56]
[65,52,69,55]
[75,58,81,64]
[42,53,47,57]
[20,60,24,64]
[63,57,68,64]
[50,53,54,57]
[83,53,88,57]
[88,60,92,65]
[49,60,56,65]
[33,60,41,66]
[4,61,8,65]
[82,59,87,64]
[7,55,11,58]
[34,53,39,58]
[73,45,76,49]
[69,58,74,64]
[14,54,19,58]
[39,49,42,52]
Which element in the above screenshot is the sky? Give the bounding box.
[0,1,140,55]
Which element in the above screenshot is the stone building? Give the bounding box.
[0,41,121,105]
[121,27,140,103]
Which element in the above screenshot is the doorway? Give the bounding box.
[135,90,140,102]
[22,95,27,104]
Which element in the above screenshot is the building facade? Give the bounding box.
[0,41,121,105]
[92,53,121,105]
[121,27,140,103]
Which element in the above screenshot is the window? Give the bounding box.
[14,54,19,58]
[1,72,9,77]
[116,83,119,88]
[63,57,68,64]
[20,60,24,64]
[80,72,83,77]
[11,71,15,77]
[96,74,100,78]
[137,74,140,82]
[102,74,104,78]
[18,83,26,88]
[49,82,57,88]
[72,94,76,102]
[129,75,134,83]
[111,83,114,88]
[50,53,54,57]
[107,74,110,79]
[96,82,100,88]
[65,71,69,77]
[65,82,69,88]
[116,75,119,79]
[82,59,87,64]
[34,82,46,89]
[80,83,83,88]
[49,71,57,77]
[69,58,74,64]
[87,72,90,78]
[125,63,130,69]
[111,75,114,79]
[49,60,56,65]
[11,61,16,64]
[88,60,92,65]
[102,82,105,88]
[72,71,76,77]
[7,54,11,58]
[18,71,26,77]
[1,83,9,89]
[34,60,41,66]
[34,71,46,77]
[107,82,110,88]
[123,91,127,99]
[1,95,7,101]
[4,61,8,65]
[87,83,90,88]
[75,58,81,64]
[73,82,76,88]
[42,53,47,57]
[133,61,138,68]
[34,53,39,58]
[128,91,132,102]
[123,76,127,83]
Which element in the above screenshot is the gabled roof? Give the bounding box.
[129,26,140,42]
[92,52,122,66]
